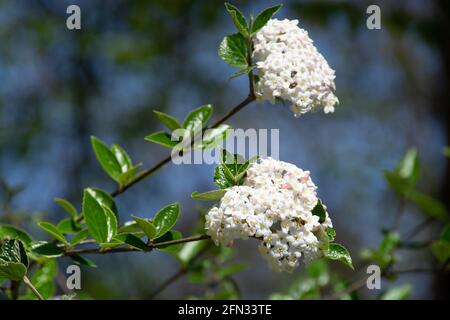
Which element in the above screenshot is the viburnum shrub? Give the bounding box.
[1,2,447,301]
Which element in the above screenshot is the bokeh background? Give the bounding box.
[0,0,449,299]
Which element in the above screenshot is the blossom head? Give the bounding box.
[252,19,338,117]
[205,158,333,272]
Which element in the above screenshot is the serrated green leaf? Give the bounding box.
[224,3,248,36]
[153,203,180,238]
[311,200,326,223]
[91,136,122,181]
[153,110,182,132]
[406,191,448,221]
[183,104,213,134]
[218,33,248,69]
[191,190,227,201]
[132,215,157,240]
[31,242,64,258]
[54,198,78,219]
[213,165,235,189]
[0,239,28,266]
[0,224,33,247]
[381,284,412,300]
[145,131,180,149]
[154,230,183,254]
[38,222,68,245]
[83,188,116,244]
[111,144,132,173]
[324,243,353,269]
[251,4,282,35]
[70,229,89,247]
[0,262,26,281]
[326,228,336,242]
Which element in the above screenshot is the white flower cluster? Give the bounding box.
[252,19,338,117]
[205,158,333,272]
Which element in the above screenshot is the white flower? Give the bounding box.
[252,19,338,117]
[205,158,334,272]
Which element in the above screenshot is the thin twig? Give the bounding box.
[64,234,211,256]
[23,276,44,300]
[111,94,256,198]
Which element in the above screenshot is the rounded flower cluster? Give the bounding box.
[252,19,338,117]
[205,158,333,272]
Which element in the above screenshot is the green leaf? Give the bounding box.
[177,240,208,266]
[440,224,450,242]
[113,233,149,252]
[229,65,256,79]
[31,242,64,258]
[218,263,246,279]
[214,165,235,189]
[117,164,142,185]
[326,228,336,242]
[324,243,353,269]
[311,200,326,223]
[118,221,140,233]
[83,188,117,244]
[153,110,182,132]
[0,224,33,247]
[154,230,183,254]
[183,104,213,133]
[54,198,78,219]
[70,254,97,268]
[0,262,27,281]
[384,171,410,195]
[406,191,448,221]
[132,215,157,240]
[198,124,231,150]
[191,190,227,201]
[381,284,412,300]
[24,259,57,300]
[57,218,81,235]
[91,136,122,180]
[145,131,180,149]
[111,144,132,173]
[103,206,118,238]
[380,231,400,254]
[224,3,248,36]
[153,203,180,238]
[0,239,28,266]
[218,33,248,69]
[397,148,420,185]
[38,222,68,245]
[70,229,89,247]
[88,187,119,219]
[431,240,450,264]
[251,4,282,35]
